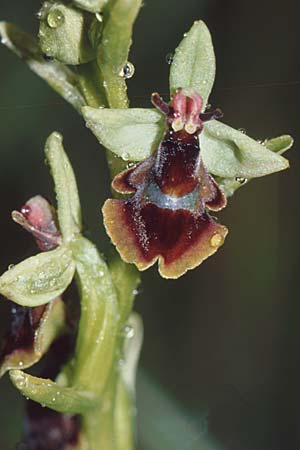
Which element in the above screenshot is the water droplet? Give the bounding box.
[119,62,135,79]
[47,9,65,29]
[8,264,15,270]
[183,32,188,37]
[165,52,174,65]
[18,361,24,367]
[95,12,103,22]
[11,307,17,314]
[124,325,135,339]
[132,289,139,296]
[202,80,207,85]
[103,81,108,88]
[205,104,212,111]
[1,37,8,45]
[118,359,125,367]
[210,233,224,248]
[25,396,29,401]
[52,397,56,402]
[238,128,247,134]
[235,177,247,185]
[36,10,43,20]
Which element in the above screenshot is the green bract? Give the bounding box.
[0,246,75,307]
[264,135,294,155]
[45,132,82,241]
[10,370,99,414]
[38,1,95,65]
[83,108,164,161]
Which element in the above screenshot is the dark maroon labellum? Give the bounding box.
[103,89,228,278]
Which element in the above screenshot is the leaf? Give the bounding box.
[83,107,164,161]
[264,135,294,155]
[74,0,107,13]
[0,22,86,113]
[96,0,143,108]
[0,246,75,307]
[201,121,290,178]
[38,2,95,65]
[0,298,65,378]
[70,237,119,395]
[169,20,216,108]
[45,132,82,241]
[10,370,99,414]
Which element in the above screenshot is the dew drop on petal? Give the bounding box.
[165,52,174,65]
[119,62,135,79]
[235,177,247,185]
[238,128,247,134]
[95,12,103,22]
[47,9,65,29]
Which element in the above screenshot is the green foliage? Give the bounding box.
[10,370,99,414]
[170,20,216,107]
[38,2,95,65]
[0,246,75,307]
[45,132,82,241]
[201,121,289,178]
[83,107,164,161]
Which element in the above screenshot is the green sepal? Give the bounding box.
[201,121,290,178]
[0,22,86,113]
[170,20,215,108]
[38,2,95,65]
[0,246,75,307]
[0,298,65,378]
[83,107,164,161]
[70,237,119,395]
[96,0,143,108]
[10,370,99,414]
[74,0,108,13]
[264,134,294,155]
[216,134,294,197]
[45,132,82,241]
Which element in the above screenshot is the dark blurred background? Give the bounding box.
[0,0,299,449]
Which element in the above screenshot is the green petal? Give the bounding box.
[0,22,86,113]
[74,0,107,13]
[169,20,215,108]
[201,121,290,178]
[83,107,164,161]
[0,246,75,307]
[45,132,82,241]
[38,2,95,65]
[264,135,294,155]
[10,370,99,414]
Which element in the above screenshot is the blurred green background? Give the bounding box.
[0,0,299,449]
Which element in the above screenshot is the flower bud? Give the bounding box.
[38,2,95,65]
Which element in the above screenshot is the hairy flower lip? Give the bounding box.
[103,89,227,278]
